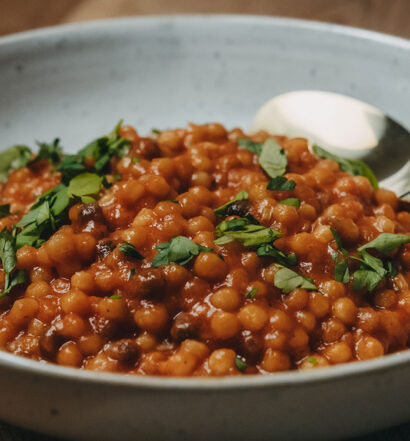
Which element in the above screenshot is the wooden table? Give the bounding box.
[0,0,409,38]
[0,1,409,440]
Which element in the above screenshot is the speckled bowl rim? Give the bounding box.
[0,15,409,389]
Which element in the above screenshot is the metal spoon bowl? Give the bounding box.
[251,91,410,197]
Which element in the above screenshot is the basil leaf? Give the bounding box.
[238,139,263,155]
[267,176,296,191]
[259,139,287,178]
[0,204,11,218]
[67,173,103,203]
[312,145,378,189]
[118,242,144,260]
[152,236,212,268]
[357,233,410,255]
[334,258,350,283]
[31,139,62,165]
[0,145,32,182]
[234,356,247,372]
[274,266,317,293]
[278,198,300,207]
[215,218,282,247]
[256,243,298,267]
[214,190,249,218]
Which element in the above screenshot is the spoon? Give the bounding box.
[251,91,410,199]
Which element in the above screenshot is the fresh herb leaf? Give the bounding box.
[214,190,249,218]
[119,242,144,260]
[32,139,62,165]
[312,145,378,189]
[114,174,121,181]
[67,173,103,203]
[259,139,287,178]
[267,176,296,191]
[357,233,410,255]
[109,294,123,299]
[353,268,383,292]
[234,356,247,372]
[215,217,282,247]
[16,184,70,248]
[168,200,179,204]
[330,227,343,251]
[56,155,86,184]
[256,243,298,266]
[237,138,263,155]
[278,198,300,207]
[129,268,136,278]
[246,288,258,300]
[0,145,32,182]
[334,258,350,283]
[0,204,11,218]
[152,236,212,268]
[274,266,317,293]
[0,228,26,298]
[131,156,140,164]
[151,128,161,135]
[57,121,130,183]
[351,250,386,292]
[386,261,398,279]
[308,356,317,365]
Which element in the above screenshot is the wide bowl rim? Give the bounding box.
[0,14,409,390]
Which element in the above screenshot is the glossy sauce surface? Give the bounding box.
[0,123,409,376]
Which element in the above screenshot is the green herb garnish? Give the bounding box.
[234,356,247,372]
[0,204,11,218]
[312,145,378,189]
[256,243,298,267]
[129,268,136,278]
[259,139,287,178]
[151,129,161,135]
[152,236,212,268]
[31,139,63,166]
[267,176,296,191]
[215,218,282,247]
[278,198,300,207]
[0,228,26,298]
[0,145,32,182]
[131,157,140,164]
[214,190,249,217]
[119,242,144,260]
[308,356,317,365]
[67,173,103,204]
[109,294,123,300]
[357,233,410,255]
[237,139,263,155]
[246,288,258,300]
[274,266,317,293]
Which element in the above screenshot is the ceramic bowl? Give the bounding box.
[0,16,409,441]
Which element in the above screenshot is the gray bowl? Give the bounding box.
[0,16,409,441]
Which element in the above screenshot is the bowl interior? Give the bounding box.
[0,15,409,152]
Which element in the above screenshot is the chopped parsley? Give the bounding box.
[119,242,144,260]
[152,236,212,268]
[237,138,263,155]
[267,176,296,191]
[131,156,140,164]
[0,204,11,218]
[259,139,287,178]
[109,294,123,300]
[274,266,317,293]
[31,139,63,166]
[278,198,300,207]
[308,356,317,366]
[214,190,249,218]
[234,356,247,372]
[67,173,103,204]
[0,145,32,182]
[312,145,378,189]
[246,288,258,300]
[0,228,26,298]
[215,217,282,247]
